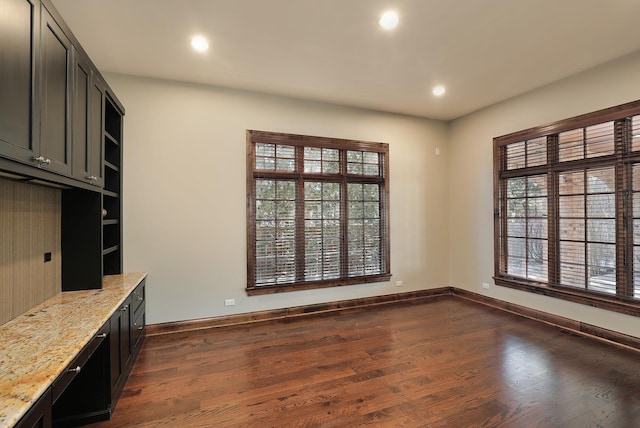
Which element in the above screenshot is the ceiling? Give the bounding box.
[50,0,640,121]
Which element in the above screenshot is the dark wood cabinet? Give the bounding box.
[0,0,39,164]
[52,323,111,427]
[18,282,147,428]
[71,49,104,187]
[61,188,102,291]
[15,389,52,428]
[110,297,132,403]
[0,0,125,292]
[39,4,72,176]
[0,0,117,192]
[110,280,146,407]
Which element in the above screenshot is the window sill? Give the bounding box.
[247,274,392,296]
[493,276,640,318]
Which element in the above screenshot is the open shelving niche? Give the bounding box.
[102,95,123,275]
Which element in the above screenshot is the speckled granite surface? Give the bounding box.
[0,272,147,428]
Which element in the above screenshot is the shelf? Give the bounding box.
[102,245,119,256]
[104,161,119,172]
[103,96,123,276]
[104,131,119,146]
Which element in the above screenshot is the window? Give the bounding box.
[494,100,640,314]
[247,130,390,294]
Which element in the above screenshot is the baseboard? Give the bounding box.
[453,288,640,353]
[146,287,453,336]
[146,287,640,353]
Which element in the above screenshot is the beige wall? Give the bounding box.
[107,49,640,336]
[105,74,450,324]
[448,50,640,338]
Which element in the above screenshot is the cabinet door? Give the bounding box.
[40,5,72,176]
[0,0,39,163]
[71,49,91,183]
[72,50,104,187]
[89,75,105,187]
[109,299,131,396]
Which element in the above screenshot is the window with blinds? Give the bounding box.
[495,101,640,313]
[247,130,391,295]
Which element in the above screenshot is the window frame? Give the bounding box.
[246,130,391,295]
[494,99,640,318]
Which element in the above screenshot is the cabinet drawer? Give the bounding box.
[131,280,145,316]
[51,324,108,404]
[132,306,145,348]
[51,347,88,404]
[87,322,110,356]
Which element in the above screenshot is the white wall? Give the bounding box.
[105,74,450,324]
[448,50,640,338]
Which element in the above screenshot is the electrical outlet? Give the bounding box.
[395,281,403,287]
[482,283,490,290]
[224,299,235,306]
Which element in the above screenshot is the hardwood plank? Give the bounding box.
[91,297,640,427]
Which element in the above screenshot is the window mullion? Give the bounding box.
[295,147,306,282]
[495,144,509,276]
[583,169,589,288]
[616,119,632,297]
[339,149,349,279]
[547,135,560,286]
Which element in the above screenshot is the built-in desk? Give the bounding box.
[0,272,147,428]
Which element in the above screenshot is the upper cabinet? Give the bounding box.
[0,0,125,293]
[0,0,119,190]
[0,0,39,163]
[72,49,105,187]
[39,3,72,176]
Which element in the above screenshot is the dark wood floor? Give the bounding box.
[91,296,640,427]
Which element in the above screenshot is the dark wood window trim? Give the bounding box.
[246,130,391,295]
[494,99,640,317]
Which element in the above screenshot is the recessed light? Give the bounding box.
[191,36,209,52]
[432,85,446,97]
[379,11,399,30]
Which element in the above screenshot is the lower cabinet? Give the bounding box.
[51,324,110,427]
[14,390,52,428]
[109,295,132,404]
[110,280,145,407]
[16,281,146,428]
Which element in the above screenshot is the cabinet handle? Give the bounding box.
[120,304,128,311]
[96,333,107,338]
[137,295,143,302]
[32,156,51,165]
[68,365,82,373]
[138,326,144,331]
[87,175,98,181]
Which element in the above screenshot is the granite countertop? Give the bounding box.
[0,272,147,428]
